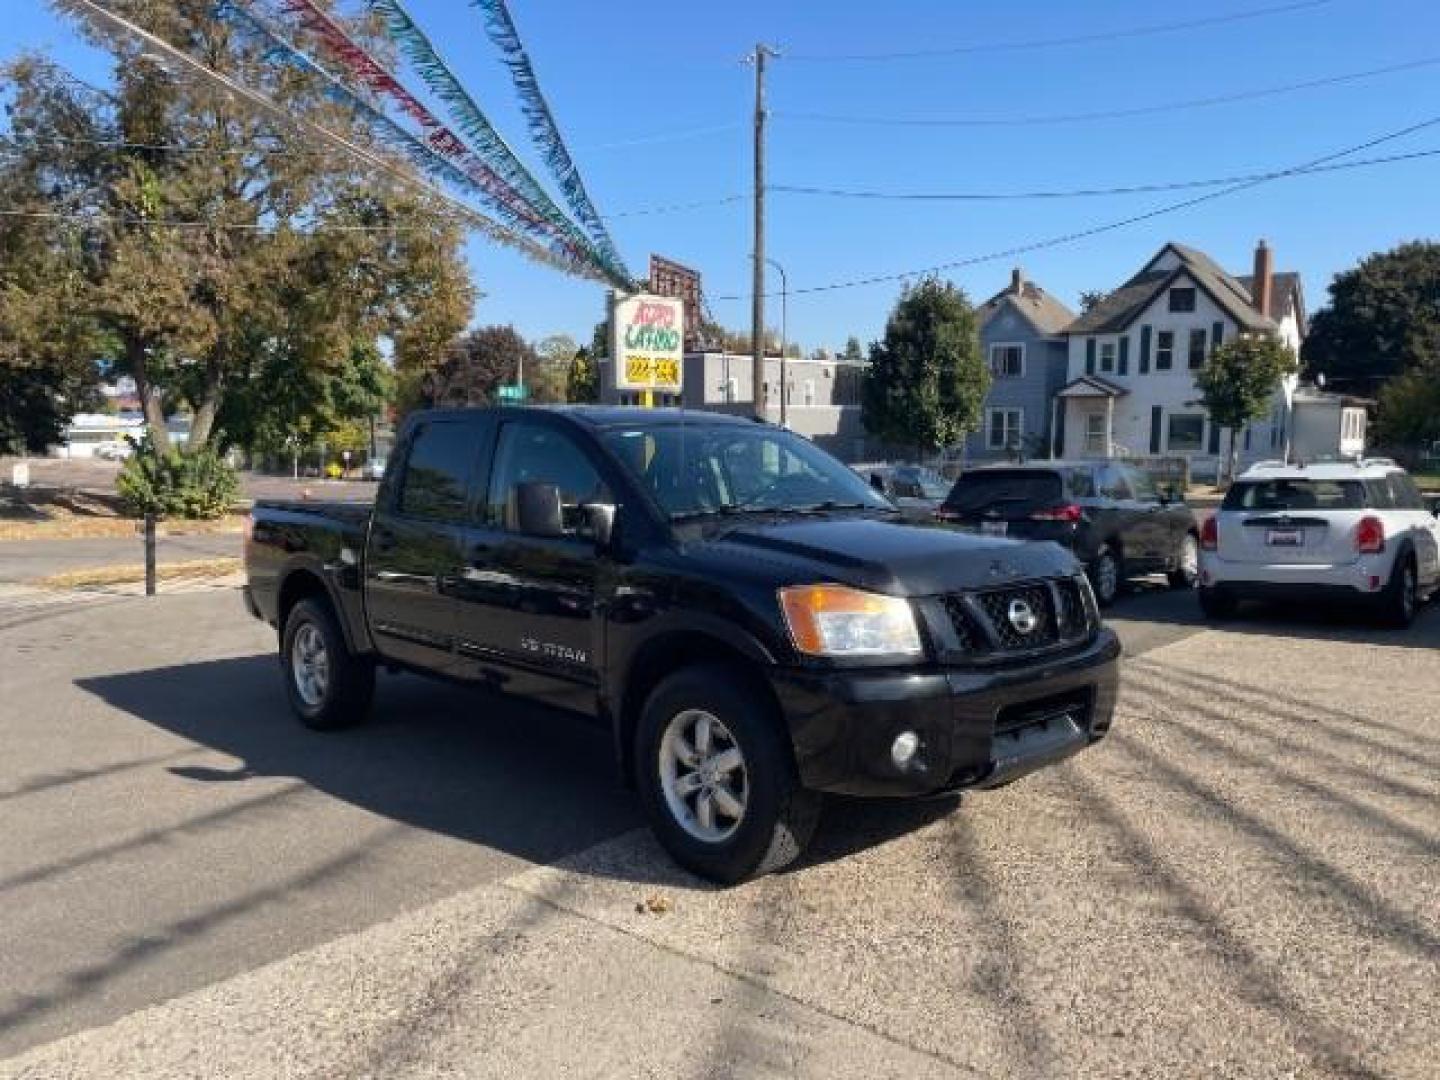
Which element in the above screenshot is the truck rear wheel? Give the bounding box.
[636,664,820,885]
[282,598,374,730]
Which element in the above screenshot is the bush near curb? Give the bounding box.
[116,442,240,521]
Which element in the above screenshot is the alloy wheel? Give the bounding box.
[291,622,330,708]
[658,709,749,843]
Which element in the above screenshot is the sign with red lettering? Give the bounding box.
[612,293,685,392]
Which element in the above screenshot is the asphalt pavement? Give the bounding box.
[1,579,1435,1077]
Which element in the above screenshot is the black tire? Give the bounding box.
[1378,555,1418,629]
[1168,532,1200,589]
[1198,586,1238,620]
[635,663,821,885]
[1088,546,1123,607]
[281,598,375,730]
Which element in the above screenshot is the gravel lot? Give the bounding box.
[0,584,1435,1078]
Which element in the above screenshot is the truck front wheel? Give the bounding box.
[636,664,820,884]
[282,598,374,730]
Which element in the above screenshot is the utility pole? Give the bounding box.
[747,44,777,422]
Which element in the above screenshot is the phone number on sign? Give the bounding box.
[623,355,681,388]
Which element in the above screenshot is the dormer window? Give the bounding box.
[1168,287,1196,312]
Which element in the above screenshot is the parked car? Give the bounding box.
[1198,458,1440,626]
[935,461,1198,606]
[244,407,1120,883]
[361,456,387,481]
[851,463,952,522]
[94,440,132,461]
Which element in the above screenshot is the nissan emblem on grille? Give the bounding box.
[1007,598,1038,635]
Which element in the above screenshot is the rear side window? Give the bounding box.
[1066,470,1096,499]
[1387,472,1425,510]
[1223,479,1366,511]
[397,422,477,522]
[944,470,1063,514]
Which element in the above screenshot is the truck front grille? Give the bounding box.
[935,576,1095,661]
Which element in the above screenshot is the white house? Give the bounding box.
[1056,240,1307,477]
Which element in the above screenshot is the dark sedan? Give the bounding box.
[936,461,1198,605]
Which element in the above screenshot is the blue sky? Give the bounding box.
[6,0,1440,353]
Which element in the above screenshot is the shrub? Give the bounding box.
[116,440,240,520]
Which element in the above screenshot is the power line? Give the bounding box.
[783,0,1336,62]
[772,147,1440,202]
[712,110,1440,301]
[602,194,744,219]
[777,54,1440,127]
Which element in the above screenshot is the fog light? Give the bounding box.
[891,731,920,768]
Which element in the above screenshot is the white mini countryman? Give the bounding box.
[1199,459,1440,627]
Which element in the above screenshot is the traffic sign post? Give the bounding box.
[497,384,529,404]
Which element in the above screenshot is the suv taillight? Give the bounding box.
[1356,515,1385,554]
[1030,503,1082,523]
[1200,516,1218,551]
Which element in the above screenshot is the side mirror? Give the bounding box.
[511,481,565,537]
[583,502,617,548]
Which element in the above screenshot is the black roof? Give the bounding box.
[409,405,763,430]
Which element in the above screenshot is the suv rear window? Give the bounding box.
[1223,479,1366,511]
[944,470,1063,515]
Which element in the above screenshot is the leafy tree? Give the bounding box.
[566,346,600,403]
[429,326,537,407]
[842,336,865,365]
[530,334,577,404]
[1078,289,1113,314]
[1302,241,1440,398]
[1194,335,1298,483]
[1375,364,1440,452]
[0,364,96,454]
[862,278,988,458]
[1,3,473,452]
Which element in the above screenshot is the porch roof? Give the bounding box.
[1056,374,1128,399]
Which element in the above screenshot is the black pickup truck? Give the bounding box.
[245,407,1120,882]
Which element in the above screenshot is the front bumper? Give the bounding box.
[772,629,1121,797]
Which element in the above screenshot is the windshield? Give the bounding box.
[943,470,1063,515]
[897,467,952,500]
[604,423,894,519]
[1223,479,1367,511]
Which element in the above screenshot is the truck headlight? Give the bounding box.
[778,585,923,658]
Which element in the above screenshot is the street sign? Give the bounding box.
[497,384,528,402]
[612,293,684,395]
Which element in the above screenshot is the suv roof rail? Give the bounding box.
[1247,459,1288,470]
[1359,456,1397,468]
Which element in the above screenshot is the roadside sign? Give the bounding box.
[612,293,684,395]
[497,384,528,402]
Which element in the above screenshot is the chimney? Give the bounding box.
[1011,266,1025,295]
[1252,239,1273,318]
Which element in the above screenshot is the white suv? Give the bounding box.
[1198,459,1440,627]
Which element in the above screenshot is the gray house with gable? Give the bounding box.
[964,268,1075,461]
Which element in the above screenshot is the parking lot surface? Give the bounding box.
[1,582,1435,1078]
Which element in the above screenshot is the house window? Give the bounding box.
[987,408,1023,450]
[1188,328,1207,369]
[1155,331,1175,371]
[1099,342,1116,373]
[1084,413,1108,455]
[989,343,1024,378]
[803,379,816,406]
[1169,288,1196,312]
[1167,414,1205,454]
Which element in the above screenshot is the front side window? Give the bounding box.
[1100,342,1116,373]
[486,423,608,535]
[1167,414,1205,454]
[397,422,477,523]
[988,408,1023,450]
[1169,287,1196,312]
[1188,328,1207,369]
[604,423,890,519]
[1156,331,1175,371]
[989,344,1024,378]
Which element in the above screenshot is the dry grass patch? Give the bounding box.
[35,557,243,591]
[0,513,245,542]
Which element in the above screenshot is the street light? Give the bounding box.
[765,257,788,428]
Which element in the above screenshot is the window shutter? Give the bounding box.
[1085,338,1096,375]
[1118,336,1129,376]
[1139,326,1152,374]
[1208,421,1221,455]
[1212,321,1224,351]
[1149,407,1162,454]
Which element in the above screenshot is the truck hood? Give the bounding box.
[689,515,1078,596]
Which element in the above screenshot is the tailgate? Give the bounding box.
[1219,511,1361,566]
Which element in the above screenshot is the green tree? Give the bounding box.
[862,278,988,458]
[2,4,473,453]
[566,346,600,403]
[1302,241,1440,398]
[1078,289,1113,314]
[1375,364,1440,452]
[841,336,865,365]
[429,326,536,407]
[530,334,578,404]
[0,364,95,454]
[1194,335,1298,483]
